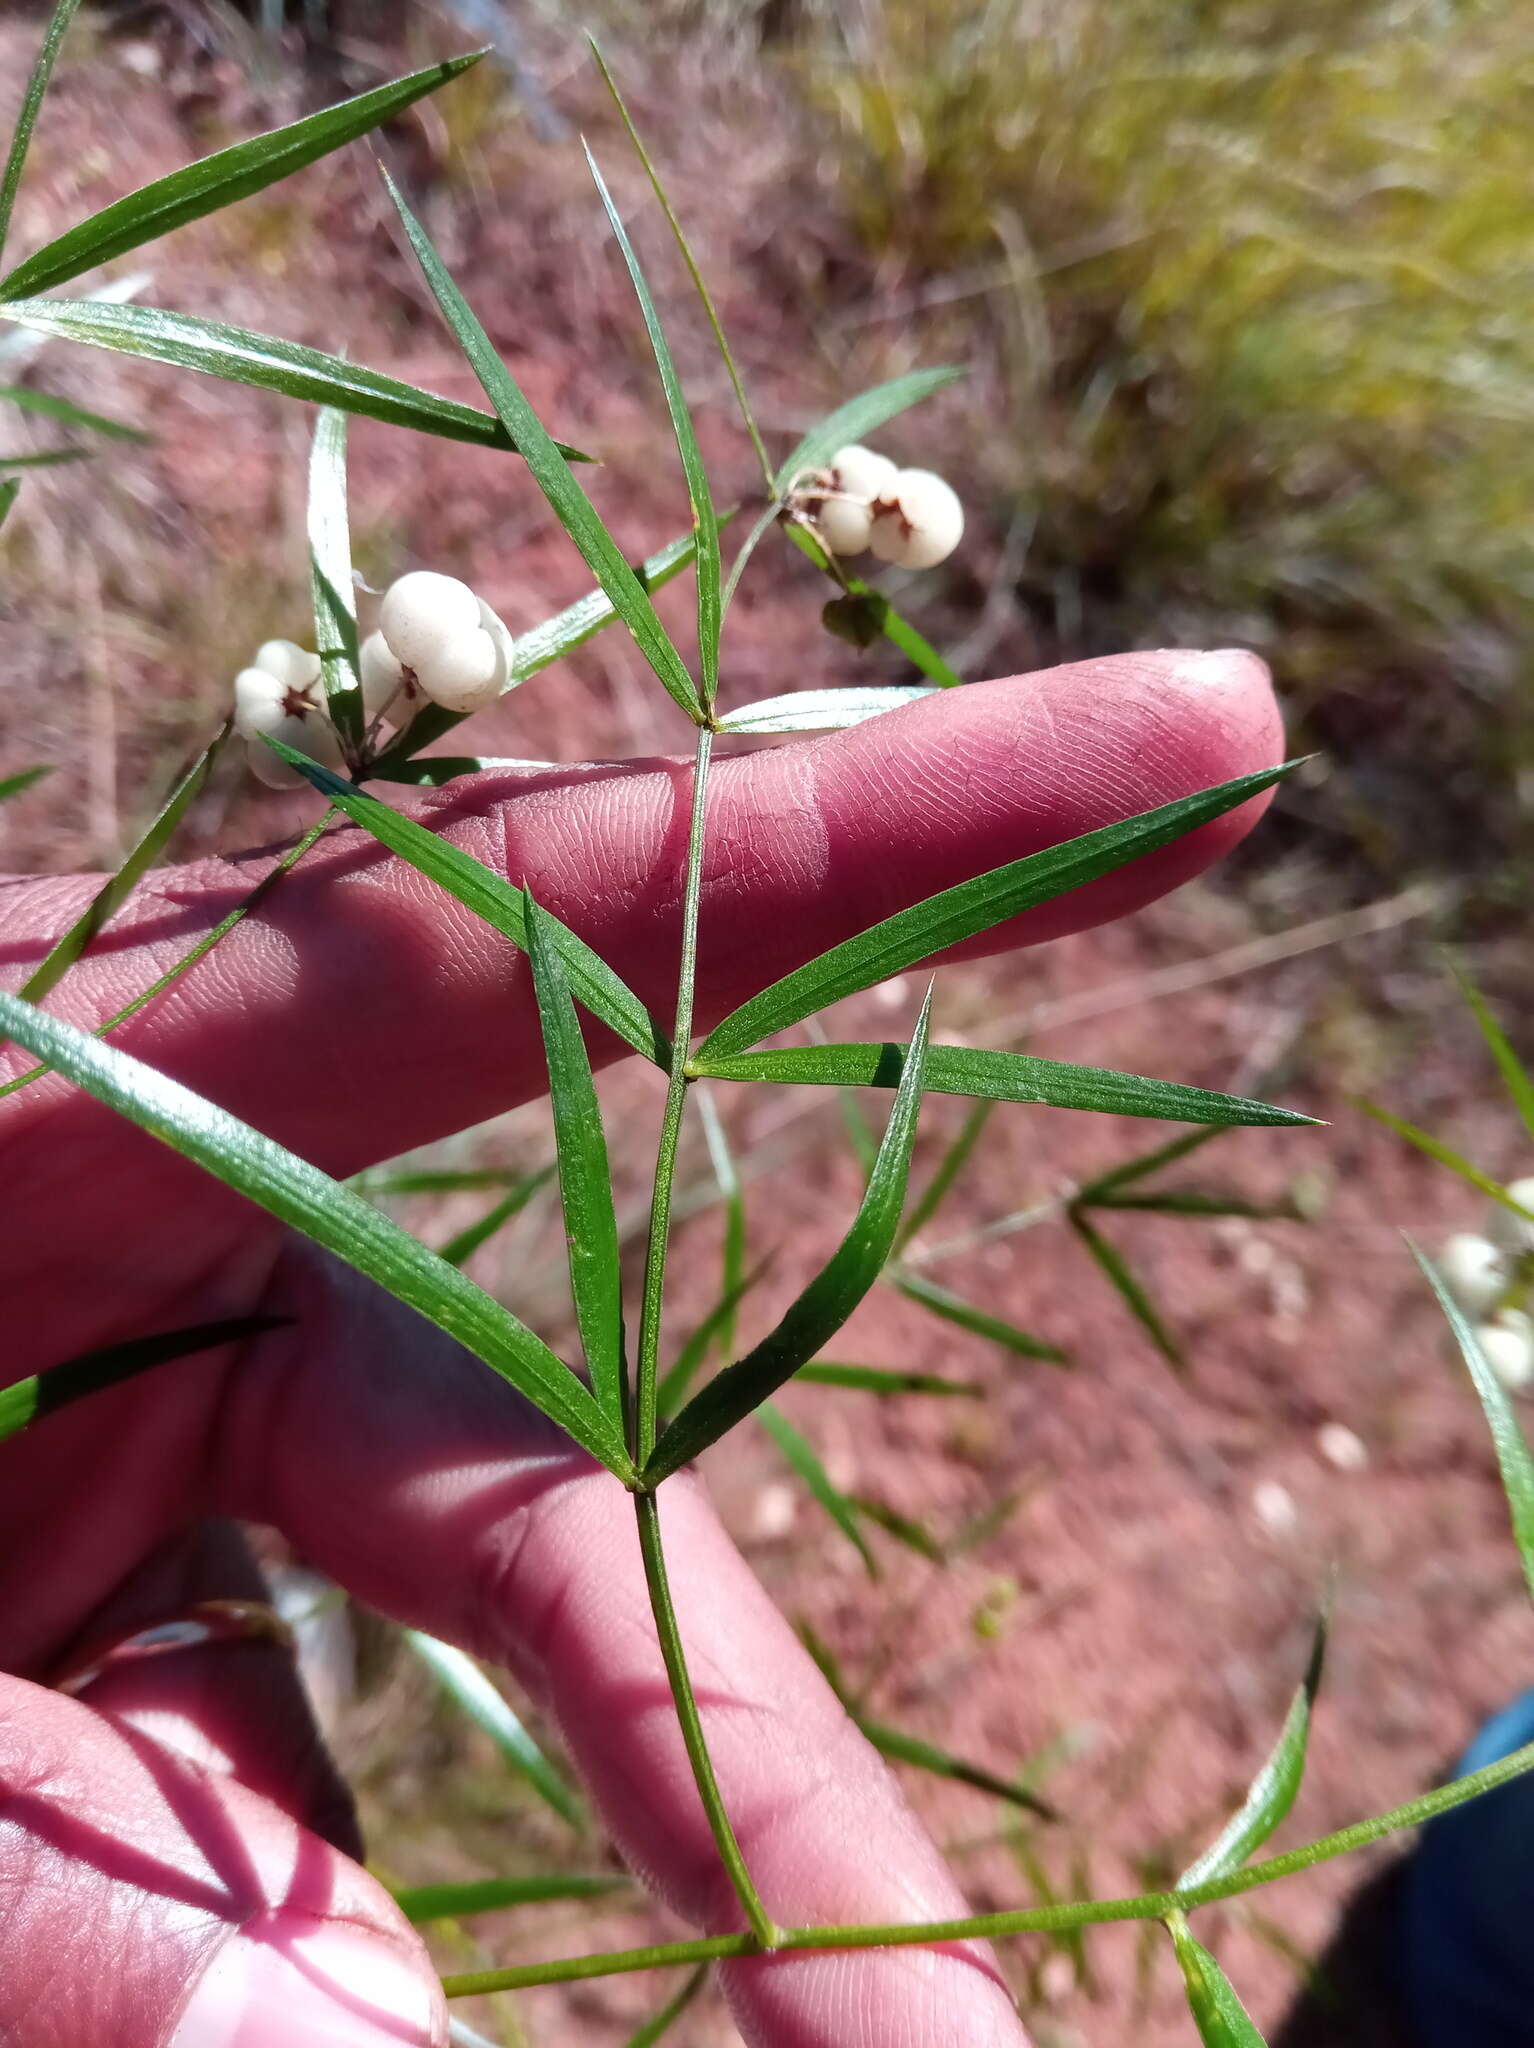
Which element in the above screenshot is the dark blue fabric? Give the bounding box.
[1405,1689,1534,2045]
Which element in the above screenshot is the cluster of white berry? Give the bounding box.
[1440,1177,1534,1389]
[231,571,512,786]
[802,443,964,570]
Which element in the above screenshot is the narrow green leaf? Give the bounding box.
[1450,956,1534,1146]
[0,808,336,1104]
[366,755,518,786]
[625,1963,710,2048]
[0,54,484,302]
[373,524,715,770]
[591,39,772,491]
[859,1710,1059,1820]
[0,446,90,467]
[268,744,669,1067]
[0,298,587,456]
[645,993,932,1484]
[357,1166,540,1197]
[697,1084,746,1359]
[1090,1189,1298,1220]
[1179,1612,1328,1888]
[783,520,964,689]
[0,993,632,1479]
[759,1401,878,1577]
[402,1632,584,1830]
[848,1494,945,1563]
[1168,1919,1269,2048]
[584,143,720,713]
[891,1269,1067,1364]
[0,0,83,265]
[691,1041,1315,1130]
[0,1313,282,1444]
[1075,1126,1225,1202]
[1415,1244,1534,1607]
[795,1361,983,1397]
[898,1098,995,1253]
[393,1873,628,1925]
[0,763,48,801]
[1357,1096,1534,1228]
[698,763,1300,1059]
[308,407,363,748]
[437,1167,554,1268]
[0,383,146,438]
[0,475,18,527]
[525,891,626,1429]
[18,729,224,1006]
[383,170,701,723]
[774,367,966,495]
[1068,1211,1185,1371]
[656,1258,770,1417]
[718,686,933,735]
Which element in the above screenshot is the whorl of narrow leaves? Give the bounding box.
[644,993,932,1484]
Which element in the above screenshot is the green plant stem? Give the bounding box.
[634,725,713,1463]
[442,1733,1534,1996]
[0,808,335,1100]
[634,1489,777,1948]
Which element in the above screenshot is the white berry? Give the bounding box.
[379,571,482,672]
[359,631,409,721]
[251,639,321,691]
[1477,1311,1534,1391]
[816,495,875,557]
[233,666,343,789]
[1490,1178,1534,1255]
[829,443,898,503]
[869,468,964,570]
[416,630,501,714]
[1439,1232,1510,1317]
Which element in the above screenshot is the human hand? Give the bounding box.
[0,651,1280,2047]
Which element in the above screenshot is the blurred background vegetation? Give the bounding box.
[4,3,1532,2041]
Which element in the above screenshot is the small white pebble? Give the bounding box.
[869,468,964,570]
[1477,1311,1534,1392]
[749,1483,798,1542]
[1253,1480,1299,1537]
[1318,1423,1368,1472]
[1439,1232,1509,1317]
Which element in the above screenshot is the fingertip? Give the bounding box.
[170,1914,447,2048]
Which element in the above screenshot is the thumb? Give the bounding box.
[0,1676,445,2047]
